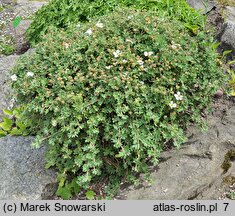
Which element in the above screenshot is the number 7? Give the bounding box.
[223,203,229,211]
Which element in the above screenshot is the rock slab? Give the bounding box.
[0,0,17,7]
[0,136,57,200]
[219,6,235,58]
[0,54,19,119]
[116,100,235,199]
[186,0,216,14]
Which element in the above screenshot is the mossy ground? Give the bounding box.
[221,149,235,173]
[222,175,235,200]
[223,175,235,185]
[217,0,235,7]
[0,0,43,56]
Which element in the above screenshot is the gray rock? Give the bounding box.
[214,89,224,98]
[13,1,48,53]
[14,0,48,16]
[219,21,235,58]
[186,0,216,14]
[0,54,19,118]
[0,49,35,118]
[116,102,235,200]
[226,6,235,21]
[0,0,17,7]
[218,6,235,59]
[0,136,57,200]
[0,0,48,56]
[13,20,32,54]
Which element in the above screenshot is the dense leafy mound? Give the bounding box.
[13,9,225,198]
[26,0,205,45]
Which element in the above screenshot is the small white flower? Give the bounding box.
[26,71,34,77]
[105,65,112,69]
[128,15,133,20]
[171,41,181,48]
[11,74,17,81]
[77,23,81,28]
[126,39,133,43]
[113,50,122,58]
[96,22,104,28]
[51,120,57,127]
[122,59,128,63]
[171,44,178,50]
[137,59,144,66]
[169,101,177,109]
[174,92,183,101]
[85,29,93,35]
[144,51,154,57]
[64,43,69,49]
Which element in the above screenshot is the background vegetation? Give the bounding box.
[26,0,205,45]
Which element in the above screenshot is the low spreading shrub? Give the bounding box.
[26,0,205,45]
[12,9,225,198]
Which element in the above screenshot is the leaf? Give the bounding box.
[16,120,27,131]
[85,190,95,200]
[231,90,235,97]
[13,108,22,118]
[56,186,72,200]
[211,42,221,50]
[22,131,30,136]
[45,160,55,169]
[228,60,235,65]
[31,135,42,149]
[0,130,7,138]
[222,50,232,57]
[13,16,22,28]
[57,173,66,187]
[184,23,199,34]
[70,179,81,194]
[10,128,22,136]
[0,117,13,131]
[3,109,13,116]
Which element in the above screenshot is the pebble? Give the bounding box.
[214,89,224,98]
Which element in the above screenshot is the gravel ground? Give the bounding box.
[0,0,47,56]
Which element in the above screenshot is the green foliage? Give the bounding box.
[227,191,235,200]
[12,16,22,29]
[26,0,205,45]
[1,45,15,55]
[85,190,95,200]
[0,38,15,56]
[217,50,235,97]
[228,68,235,96]
[0,107,31,137]
[0,116,12,131]
[12,9,226,198]
[0,12,18,56]
[56,175,81,199]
